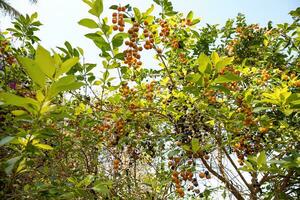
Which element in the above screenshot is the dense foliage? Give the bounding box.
[0,1,300,199]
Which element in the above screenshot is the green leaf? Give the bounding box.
[216,57,234,72]
[240,160,255,172]
[78,175,94,187]
[103,70,109,81]
[35,45,56,78]
[144,4,154,16]
[187,11,193,20]
[56,57,79,78]
[48,75,84,98]
[213,72,242,84]
[257,151,267,169]
[197,53,210,74]
[0,92,39,114]
[191,138,200,152]
[93,182,111,195]
[186,73,201,83]
[133,7,142,21]
[34,143,53,150]
[192,18,201,25]
[85,33,110,50]
[78,18,99,29]
[0,136,15,146]
[112,33,128,49]
[17,57,46,87]
[89,0,103,17]
[5,156,21,175]
[11,110,27,116]
[211,51,220,66]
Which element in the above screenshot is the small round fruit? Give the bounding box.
[199,172,205,179]
[119,26,124,32]
[113,25,118,31]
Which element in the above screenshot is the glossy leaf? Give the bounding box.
[197,53,210,74]
[35,45,56,78]
[34,143,53,150]
[213,72,242,84]
[89,0,103,17]
[17,57,46,87]
[56,57,79,78]
[78,18,99,29]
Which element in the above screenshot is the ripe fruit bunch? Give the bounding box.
[115,119,125,134]
[171,170,185,197]
[0,40,16,66]
[178,52,187,63]
[145,81,155,101]
[220,66,240,76]
[112,6,126,32]
[159,20,170,38]
[180,170,193,182]
[124,22,143,68]
[261,69,271,82]
[143,28,155,50]
[233,135,263,165]
[119,82,130,97]
[204,89,216,104]
[93,123,111,134]
[113,159,120,171]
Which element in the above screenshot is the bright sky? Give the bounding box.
[1,0,299,68]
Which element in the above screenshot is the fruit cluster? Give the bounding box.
[0,40,16,66]
[171,170,185,197]
[199,171,211,179]
[93,123,111,134]
[112,6,126,32]
[204,89,217,104]
[261,69,271,82]
[233,134,263,165]
[143,28,155,50]
[123,22,143,68]
[115,119,125,134]
[168,155,212,198]
[119,82,130,97]
[113,159,120,171]
[145,81,155,101]
[159,20,170,38]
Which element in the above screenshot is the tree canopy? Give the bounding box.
[0,1,299,199]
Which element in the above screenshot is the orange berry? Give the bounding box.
[113,25,118,31]
[294,80,300,87]
[199,172,205,178]
[119,26,124,32]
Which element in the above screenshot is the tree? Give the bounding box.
[0,0,299,199]
[0,0,38,17]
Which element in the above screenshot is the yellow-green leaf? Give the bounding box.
[35,45,56,78]
[34,143,53,150]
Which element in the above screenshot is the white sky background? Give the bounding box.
[1,0,299,70]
